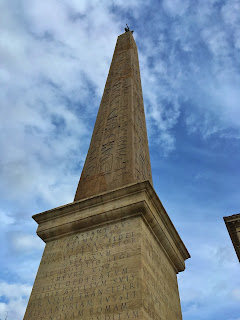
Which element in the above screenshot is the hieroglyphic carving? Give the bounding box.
[24,218,141,320]
[131,47,152,184]
[74,31,152,201]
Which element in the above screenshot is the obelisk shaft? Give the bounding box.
[74,32,152,201]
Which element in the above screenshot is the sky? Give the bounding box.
[0,0,240,319]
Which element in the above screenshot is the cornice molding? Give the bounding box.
[33,181,190,272]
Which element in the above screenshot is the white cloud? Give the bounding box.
[9,233,44,253]
[162,0,190,16]
[221,0,240,28]
[0,212,15,226]
[0,282,30,299]
[178,225,240,318]
[221,0,240,52]
[201,26,229,59]
[0,282,31,320]
[159,0,240,140]
[231,289,240,301]
[0,0,124,210]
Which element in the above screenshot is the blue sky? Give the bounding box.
[0,0,240,319]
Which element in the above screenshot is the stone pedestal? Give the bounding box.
[24,181,190,320]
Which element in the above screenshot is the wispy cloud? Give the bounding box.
[0,212,15,226]
[0,282,32,320]
[162,0,190,16]
[9,232,44,253]
[0,1,239,319]
[135,0,240,150]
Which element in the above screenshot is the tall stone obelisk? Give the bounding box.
[24,31,190,320]
[74,31,152,201]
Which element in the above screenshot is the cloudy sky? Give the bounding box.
[1,0,240,319]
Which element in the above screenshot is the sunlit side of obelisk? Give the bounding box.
[24,29,190,320]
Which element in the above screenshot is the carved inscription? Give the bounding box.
[74,31,152,201]
[131,47,152,184]
[141,219,182,320]
[24,218,141,320]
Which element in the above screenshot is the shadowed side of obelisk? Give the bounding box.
[74,32,152,201]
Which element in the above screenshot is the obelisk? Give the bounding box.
[24,30,190,320]
[74,30,152,201]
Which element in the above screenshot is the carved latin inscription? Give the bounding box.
[141,219,182,320]
[24,218,141,320]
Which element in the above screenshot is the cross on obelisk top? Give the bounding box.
[124,24,134,33]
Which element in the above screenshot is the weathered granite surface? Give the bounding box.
[74,32,152,201]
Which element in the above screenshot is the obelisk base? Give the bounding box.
[24,181,190,320]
